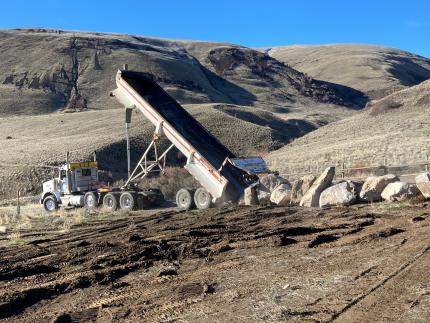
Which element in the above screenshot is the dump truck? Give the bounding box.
[41,68,266,212]
[40,153,164,212]
[110,68,267,209]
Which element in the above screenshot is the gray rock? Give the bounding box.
[381,182,422,202]
[300,167,335,207]
[346,180,364,198]
[415,173,430,198]
[319,182,356,208]
[359,174,400,202]
[243,186,258,206]
[257,184,271,205]
[259,174,290,192]
[291,174,316,205]
[270,184,292,206]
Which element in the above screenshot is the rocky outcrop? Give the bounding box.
[270,183,292,206]
[359,174,399,202]
[300,167,335,207]
[291,175,316,205]
[415,173,430,198]
[319,181,356,208]
[381,182,421,202]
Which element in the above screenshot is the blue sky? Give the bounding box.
[1,0,429,57]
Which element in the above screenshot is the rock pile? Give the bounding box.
[245,169,430,209]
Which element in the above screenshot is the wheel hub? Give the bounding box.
[45,200,55,211]
[86,195,95,207]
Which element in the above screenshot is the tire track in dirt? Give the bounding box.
[332,237,430,321]
[1,205,429,321]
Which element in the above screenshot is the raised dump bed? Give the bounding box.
[112,69,265,209]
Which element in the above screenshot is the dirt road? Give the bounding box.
[1,204,430,322]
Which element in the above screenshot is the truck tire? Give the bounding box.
[120,192,135,211]
[103,193,118,211]
[194,187,212,210]
[84,192,98,210]
[43,196,58,212]
[176,188,195,210]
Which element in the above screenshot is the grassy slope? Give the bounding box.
[266,80,430,176]
[265,44,430,100]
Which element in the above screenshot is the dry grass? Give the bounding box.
[0,202,108,244]
[267,80,430,178]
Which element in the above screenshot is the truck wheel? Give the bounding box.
[176,188,195,210]
[103,193,118,211]
[43,196,58,212]
[120,192,135,211]
[84,192,98,210]
[194,187,212,210]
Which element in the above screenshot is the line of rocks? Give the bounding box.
[243,168,430,208]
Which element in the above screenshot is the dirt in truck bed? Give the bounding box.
[1,204,430,322]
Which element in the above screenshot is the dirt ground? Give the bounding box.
[1,203,430,322]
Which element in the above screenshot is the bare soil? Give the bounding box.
[1,204,430,322]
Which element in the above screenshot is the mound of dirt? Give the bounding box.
[1,204,430,321]
[264,44,430,100]
[266,80,430,176]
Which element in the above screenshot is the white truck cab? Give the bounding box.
[40,157,164,212]
[40,161,99,212]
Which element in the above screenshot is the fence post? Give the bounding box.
[342,162,345,179]
[17,191,20,216]
[384,157,388,175]
[426,153,429,173]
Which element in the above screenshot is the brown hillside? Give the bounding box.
[264,44,430,100]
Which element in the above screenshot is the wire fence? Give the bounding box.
[280,154,430,183]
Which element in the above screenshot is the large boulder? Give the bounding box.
[300,167,335,207]
[259,174,290,192]
[270,183,292,206]
[381,182,422,202]
[243,186,258,206]
[256,184,271,205]
[319,182,356,208]
[291,174,316,205]
[359,174,400,202]
[415,173,430,198]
